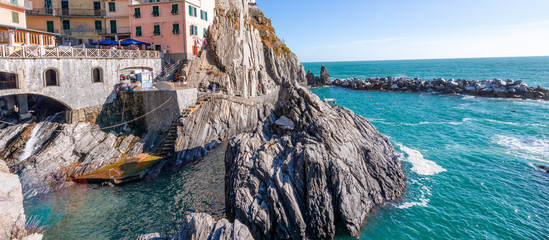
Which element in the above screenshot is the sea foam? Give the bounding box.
[398,144,447,175]
[493,135,549,163]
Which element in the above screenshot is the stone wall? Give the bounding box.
[0,58,162,110]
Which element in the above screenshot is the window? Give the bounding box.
[172,23,179,35]
[171,4,178,15]
[44,69,58,86]
[153,25,160,35]
[46,21,54,33]
[0,72,18,90]
[94,20,102,30]
[190,25,198,36]
[110,20,117,34]
[135,26,142,36]
[62,20,70,30]
[152,6,159,17]
[12,12,19,24]
[189,6,197,17]
[203,28,207,37]
[92,67,103,83]
[134,8,141,18]
[108,2,116,12]
[200,10,207,20]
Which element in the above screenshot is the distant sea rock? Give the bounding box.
[320,65,331,85]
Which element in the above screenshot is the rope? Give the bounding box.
[100,96,173,130]
[0,96,174,131]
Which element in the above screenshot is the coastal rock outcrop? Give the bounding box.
[331,76,549,100]
[320,65,331,85]
[172,213,253,240]
[225,83,406,239]
[0,159,43,240]
[306,70,321,86]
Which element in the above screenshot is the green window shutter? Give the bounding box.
[153,25,160,35]
[194,26,198,36]
[205,12,208,21]
[94,20,102,30]
[136,26,142,36]
[109,2,115,12]
[134,7,141,18]
[193,7,197,17]
[171,4,178,15]
[172,23,179,34]
[12,12,19,24]
[152,6,159,17]
[46,21,54,33]
[62,20,70,30]
[203,28,207,36]
[200,10,203,19]
[190,25,193,35]
[189,5,192,16]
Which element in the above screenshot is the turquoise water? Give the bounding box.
[310,87,549,239]
[25,57,549,239]
[303,56,549,87]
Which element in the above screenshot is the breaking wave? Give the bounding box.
[492,135,549,163]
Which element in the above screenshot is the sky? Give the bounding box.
[257,0,549,62]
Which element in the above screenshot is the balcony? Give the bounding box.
[101,27,131,35]
[130,0,186,5]
[27,8,104,16]
[0,0,32,10]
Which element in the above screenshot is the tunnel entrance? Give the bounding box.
[0,94,69,122]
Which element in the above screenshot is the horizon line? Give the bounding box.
[301,55,549,64]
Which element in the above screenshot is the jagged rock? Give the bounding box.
[0,160,43,240]
[225,83,406,239]
[320,65,331,85]
[274,115,294,131]
[173,213,253,240]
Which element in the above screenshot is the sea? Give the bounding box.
[25,56,549,239]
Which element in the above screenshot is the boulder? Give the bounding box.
[173,213,253,240]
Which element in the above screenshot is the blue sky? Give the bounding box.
[257,0,549,62]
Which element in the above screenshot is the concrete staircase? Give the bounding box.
[158,121,179,157]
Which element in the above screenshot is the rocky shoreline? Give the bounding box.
[330,76,549,100]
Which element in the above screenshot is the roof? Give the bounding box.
[0,24,58,36]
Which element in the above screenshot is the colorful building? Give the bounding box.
[26,0,106,45]
[0,0,55,46]
[101,0,130,41]
[129,0,215,60]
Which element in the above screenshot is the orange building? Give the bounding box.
[0,0,55,46]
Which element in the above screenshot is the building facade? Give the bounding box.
[129,0,215,60]
[102,0,130,41]
[26,0,106,45]
[0,0,55,47]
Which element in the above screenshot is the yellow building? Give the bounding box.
[102,0,130,41]
[26,0,106,45]
[0,0,55,46]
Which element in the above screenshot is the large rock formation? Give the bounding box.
[225,83,406,239]
[0,159,43,240]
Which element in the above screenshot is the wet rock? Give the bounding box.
[173,213,253,240]
[539,165,549,173]
[225,83,406,239]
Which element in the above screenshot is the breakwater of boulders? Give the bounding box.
[330,77,549,100]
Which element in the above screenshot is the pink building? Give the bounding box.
[129,0,214,60]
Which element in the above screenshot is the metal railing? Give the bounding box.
[104,27,131,35]
[26,8,104,16]
[0,45,160,59]
[0,0,32,10]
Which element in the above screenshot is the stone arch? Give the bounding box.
[91,67,103,83]
[0,92,72,110]
[44,68,59,87]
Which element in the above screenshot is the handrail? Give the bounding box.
[0,45,160,59]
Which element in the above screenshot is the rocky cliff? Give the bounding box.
[225,83,405,239]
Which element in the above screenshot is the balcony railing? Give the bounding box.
[104,27,131,35]
[0,0,32,10]
[0,45,160,59]
[26,8,104,16]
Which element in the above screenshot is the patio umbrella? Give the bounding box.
[120,39,151,46]
[97,40,120,45]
